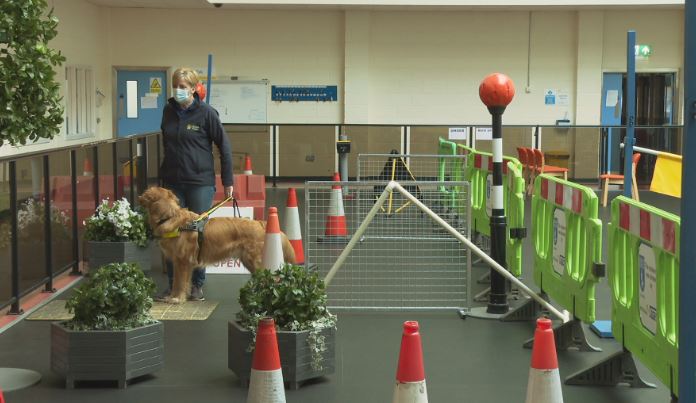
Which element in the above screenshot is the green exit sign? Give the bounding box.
[635,44,653,59]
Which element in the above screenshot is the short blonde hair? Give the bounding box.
[172,67,199,88]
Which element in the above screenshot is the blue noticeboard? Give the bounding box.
[545,90,556,105]
[272,85,338,102]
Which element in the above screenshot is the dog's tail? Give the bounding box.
[281,234,297,265]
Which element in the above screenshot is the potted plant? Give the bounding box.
[50,262,164,388]
[228,264,337,390]
[83,198,151,271]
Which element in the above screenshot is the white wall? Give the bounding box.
[0,0,111,158]
[2,5,686,158]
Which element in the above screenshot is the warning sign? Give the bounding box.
[149,77,162,94]
[552,208,566,275]
[638,243,658,335]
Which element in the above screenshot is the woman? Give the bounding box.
[156,67,233,301]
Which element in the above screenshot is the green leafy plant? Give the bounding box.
[64,262,157,331]
[0,0,66,146]
[83,198,150,247]
[237,264,337,370]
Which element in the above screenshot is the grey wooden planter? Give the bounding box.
[87,240,151,272]
[228,320,335,390]
[50,321,164,388]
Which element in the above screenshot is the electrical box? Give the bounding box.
[336,140,351,154]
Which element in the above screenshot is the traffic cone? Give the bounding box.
[318,172,349,243]
[0,387,5,403]
[262,207,285,272]
[393,321,428,403]
[247,317,286,403]
[83,158,94,176]
[525,317,564,403]
[244,155,253,175]
[283,188,304,264]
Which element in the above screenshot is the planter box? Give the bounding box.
[228,320,335,390]
[51,321,164,388]
[87,240,151,272]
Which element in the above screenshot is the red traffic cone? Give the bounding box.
[525,317,564,403]
[0,387,5,403]
[244,155,253,175]
[262,207,285,272]
[283,188,304,265]
[318,173,349,243]
[393,321,428,403]
[247,317,286,403]
[83,158,94,177]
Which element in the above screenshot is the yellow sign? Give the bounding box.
[149,77,162,94]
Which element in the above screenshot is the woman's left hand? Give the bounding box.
[225,186,234,198]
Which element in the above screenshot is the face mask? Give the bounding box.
[174,88,190,104]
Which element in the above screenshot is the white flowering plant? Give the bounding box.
[0,198,70,249]
[83,198,149,247]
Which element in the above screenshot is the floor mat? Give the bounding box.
[25,299,219,321]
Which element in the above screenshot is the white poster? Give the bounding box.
[486,174,492,217]
[448,127,469,141]
[638,243,658,335]
[552,209,567,275]
[475,127,493,141]
[605,90,619,107]
[205,206,254,274]
[556,91,569,106]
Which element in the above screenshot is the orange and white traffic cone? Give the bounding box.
[0,387,5,403]
[283,188,304,265]
[262,207,285,272]
[83,158,94,177]
[244,155,253,175]
[247,317,286,403]
[319,172,349,243]
[393,321,428,403]
[525,317,564,403]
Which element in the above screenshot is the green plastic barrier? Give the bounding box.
[609,196,679,397]
[467,149,524,276]
[437,137,464,211]
[506,162,526,278]
[531,174,602,323]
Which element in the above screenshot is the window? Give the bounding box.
[65,65,95,139]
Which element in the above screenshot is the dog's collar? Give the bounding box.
[160,229,180,238]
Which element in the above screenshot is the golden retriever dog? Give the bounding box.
[138,187,296,303]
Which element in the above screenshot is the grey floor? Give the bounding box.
[0,186,680,403]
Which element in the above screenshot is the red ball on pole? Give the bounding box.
[195,82,207,102]
[479,73,515,108]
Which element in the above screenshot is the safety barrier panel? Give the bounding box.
[609,196,679,397]
[531,174,603,323]
[437,137,464,210]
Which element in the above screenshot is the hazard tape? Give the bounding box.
[618,201,677,255]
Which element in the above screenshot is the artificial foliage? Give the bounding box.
[0,0,66,146]
[65,262,156,331]
[83,198,150,247]
[237,264,336,370]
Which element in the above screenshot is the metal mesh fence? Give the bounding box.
[357,153,467,182]
[305,181,470,311]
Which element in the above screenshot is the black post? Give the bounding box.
[112,143,118,199]
[70,150,80,275]
[43,155,55,292]
[488,107,509,314]
[478,73,515,315]
[9,161,22,315]
[92,147,100,208]
[138,138,149,195]
[129,138,135,203]
[272,125,277,188]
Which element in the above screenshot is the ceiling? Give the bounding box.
[86,0,684,9]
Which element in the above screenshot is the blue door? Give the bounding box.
[601,73,623,174]
[116,70,167,137]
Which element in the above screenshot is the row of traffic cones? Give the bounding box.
[245,317,563,402]
[261,190,305,271]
